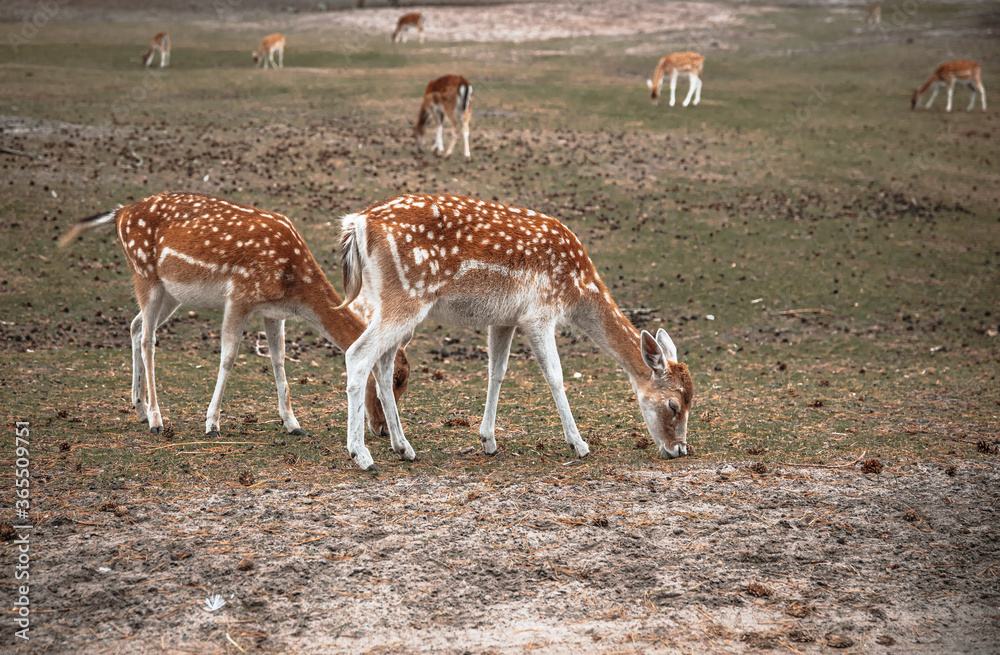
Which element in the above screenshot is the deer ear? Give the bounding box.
[655,328,678,363]
[641,330,669,377]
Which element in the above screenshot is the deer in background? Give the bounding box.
[911,59,987,112]
[143,32,170,68]
[392,12,425,44]
[865,2,881,26]
[60,192,409,440]
[253,33,285,69]
[414,75,473,160]
[337,194,693,471]
[647,51,704,107]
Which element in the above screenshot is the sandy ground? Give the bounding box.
[25,462,1000,653]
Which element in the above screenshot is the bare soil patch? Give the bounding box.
[24,463,1000,653]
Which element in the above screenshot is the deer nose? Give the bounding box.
[379,425,389,438]
[659,443,688,459]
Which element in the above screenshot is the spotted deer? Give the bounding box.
[647,52,704,107]
[59,192,409,439]
[337,194,693,471]
[414,75,473,160]
[911,59,987,112]
[392,12,425,44]
[253,33,285,69]
[143,32,170,68]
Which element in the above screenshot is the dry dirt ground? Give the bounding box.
[3,2,1000,653]
[27,463,1000,653]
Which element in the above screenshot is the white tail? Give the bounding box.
[60,192,409,439]
[338,194,694,471]
[646,51,704,107]
[414,75,473,160]
[253,33,285,69]
[143,32,170,68]
[911,59,986,113]
[392,12,425,44]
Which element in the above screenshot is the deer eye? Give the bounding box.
[668,398,681,415]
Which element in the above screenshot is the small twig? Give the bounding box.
[785,451,867,469]
[1,146,42,159]
[147,441,272,452]
[775,308,835,317]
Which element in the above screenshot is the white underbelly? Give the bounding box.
[161,278,229,310]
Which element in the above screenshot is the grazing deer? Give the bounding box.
[865,2,881,26]
[59,192,409,439]
[337,194,693,471]
[911,59,987,112]
[253,33,285,69]
[647,52,704,107]
[143,32,170,68]
[415,75,473,160]
[392,12,425,44]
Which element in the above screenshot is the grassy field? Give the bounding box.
[1,1,998,488]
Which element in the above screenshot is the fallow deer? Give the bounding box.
[253,33,285,69]
[60,192,409,439]
[392,12,425,44]
[865,2,881,26]
[414,75,473,161]
[143,32,170,68]
[647,52,704,107]
[337,194,693,471]
[911,59,987,112]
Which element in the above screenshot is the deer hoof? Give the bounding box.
[150,425,163,434]
[290,428,307,436]
[207,430,221,439]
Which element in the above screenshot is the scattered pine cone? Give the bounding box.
[746,581,773,598]
[749,462,767,476]
[238,470,255,486]
[861,458,883,474]
[236,557,254,571]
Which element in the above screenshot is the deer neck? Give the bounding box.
[297,274,366,352]
[572,293,649,383]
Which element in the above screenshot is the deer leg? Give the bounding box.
[692,75,702,105]
[682,74,698,107]
[434,108,446,154]
[138,285,176,434]
[344,330,386,471]
[669,70,679,107]
[205,302,250,437]
[278,47,283,68]
[373,346,415,461]
[523,325,590,458]
[444,114,460,157]
[980,83,988,111]
[946,80,955,112]
[925,84,940,109]
[263,317,305,436]
[461,109,472,160]
[479,325,515,456]
[131,296,181,424]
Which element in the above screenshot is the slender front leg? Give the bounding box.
[946,80,955,112]
[669,70,679,107]
[480,325,515,455]
[205,302,250,437]
[263,317,305,435]
[139,287,170,433]
[524,325,590,458]
[692,75,702,105]
[373,346,415,461]
[444,117,459,157]
[925,85,939,109]
[682,74,698,107]
[461,112,471,160]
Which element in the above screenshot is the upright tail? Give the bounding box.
[336,212,366,310]
[58,209,118,248]
[457,82,473,116]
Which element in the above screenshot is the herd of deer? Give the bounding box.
[66,7,986,470]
